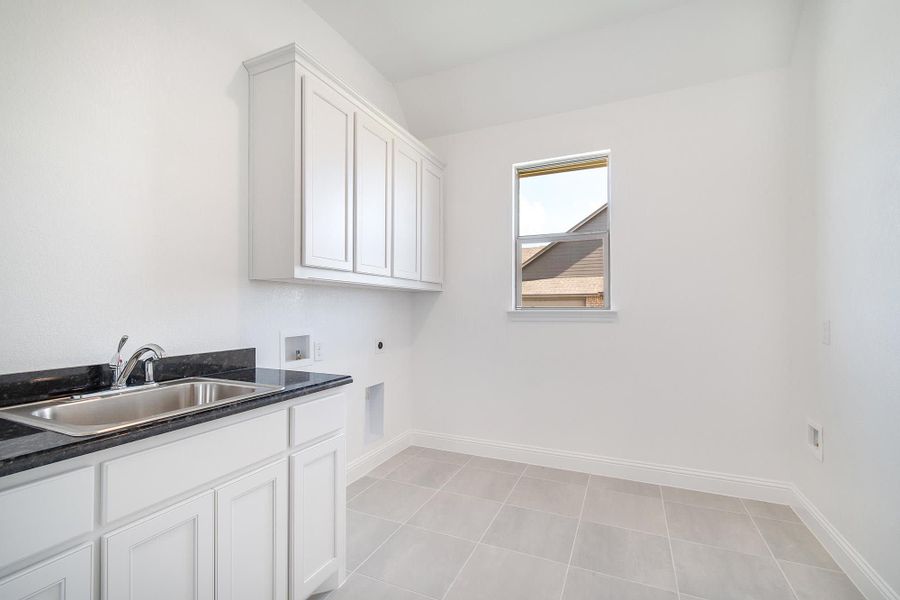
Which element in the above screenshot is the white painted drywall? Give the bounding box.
[0,0,413,463]
[305,0,687,81]
[396,0,802,138]
[413,70,793,480]
[788,0,900,592]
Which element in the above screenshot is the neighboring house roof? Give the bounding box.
[521,246,542,263]
[521,276,603,296]
[521,204,607,269]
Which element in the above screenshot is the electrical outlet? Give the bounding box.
[822,320,831,346]
[314,341,323,361]
[375,339,385,354]
[807,420,823,462]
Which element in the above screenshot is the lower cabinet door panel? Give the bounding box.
[0,544,92,600]
[290,435,346,599]
[103,491,215,600]
[216,460,288,600]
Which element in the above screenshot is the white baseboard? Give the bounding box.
[347,430,413,484]
[792,486,899,600]
[411,429,794,503]
[407,429,896,600]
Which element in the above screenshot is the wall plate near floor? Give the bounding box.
[280,331,313,370]
[807,419,824,462]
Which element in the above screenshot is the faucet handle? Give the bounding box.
[109,334,129,371]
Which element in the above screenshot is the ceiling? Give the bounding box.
[307,0,804,138]
[305,0,689,81]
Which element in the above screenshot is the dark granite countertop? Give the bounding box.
[0,367,352,478]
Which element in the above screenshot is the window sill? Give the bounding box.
[506,309,618,322]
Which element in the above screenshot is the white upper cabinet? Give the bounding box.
[392,140,421,281]
[421,159,444,284]
[354,113,393,276]
[244,44,444,292]
[303,77,355,271]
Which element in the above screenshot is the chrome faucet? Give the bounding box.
[110,336,167,389]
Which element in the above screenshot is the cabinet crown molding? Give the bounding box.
[244,43,444,168]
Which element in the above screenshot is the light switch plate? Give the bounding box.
[807,419,824,462]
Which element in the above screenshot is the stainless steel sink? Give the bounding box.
[0,378,284,436]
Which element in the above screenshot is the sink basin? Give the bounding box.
[0,378,284,436]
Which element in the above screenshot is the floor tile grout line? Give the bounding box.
[346,450,827,600]
[368,450,418,478]
[346,477,378,502]
[557,472,591,599]
[401,522,562,562]
[664,534,782,562]
[350,454,843,581]
[776,557,847,575]
[349,571,438,599]
[504,499,583,520]
[751,510,851,574]
[522,465,590,486]
[661,491,684,599]
[392,501,810,590]
[517,472,590,488]
[438,464,530,600]
[356,473,802,565]
[562,564,688,596]
[745,513,804,525]
[662,485,756,507]
[662,497,749,516]
[338,454,473,597]
[741,498,802,600]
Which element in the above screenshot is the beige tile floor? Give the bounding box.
[316,446,864,600]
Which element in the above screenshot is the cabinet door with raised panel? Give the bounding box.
[354,113,393,276]
[303,76,355,271]
[216,460,288,600]
[392,140,421,280]
[290,434,346,599]
[421,159,444,284]
[103,492,214,600]
[0,545,92,600]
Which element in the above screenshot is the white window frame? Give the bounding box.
[509,150,616,322]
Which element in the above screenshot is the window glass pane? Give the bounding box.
[519,238,606,308]
[518,166,608,236]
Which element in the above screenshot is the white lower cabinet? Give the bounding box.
[290,435,346,599]
[216,461,288,600]
[0,544,92,600]
[103,492,215,600]
[1,390,347,600]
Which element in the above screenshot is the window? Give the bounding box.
[513,152,610,313]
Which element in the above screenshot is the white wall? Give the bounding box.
[788,0,900,593]
[414,70,793,480]
[0,0,414,463]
